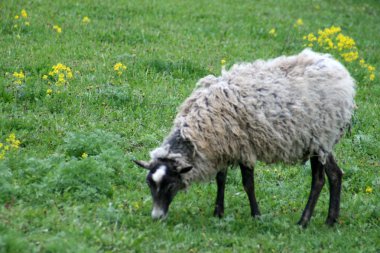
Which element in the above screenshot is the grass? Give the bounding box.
[0,0,379,252]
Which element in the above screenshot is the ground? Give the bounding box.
[0,0,379,252]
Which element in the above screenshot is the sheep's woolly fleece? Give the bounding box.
[151,49,356,185]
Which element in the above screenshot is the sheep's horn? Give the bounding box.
[133,160,150,170]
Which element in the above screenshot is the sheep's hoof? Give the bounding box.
[325,217,338,227]
[297,219,309,228]
[213,207,224,218]
[251,211,261,218]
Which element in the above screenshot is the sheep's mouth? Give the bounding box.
[151,204,169,219]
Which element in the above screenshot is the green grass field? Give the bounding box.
[1,0,379,252]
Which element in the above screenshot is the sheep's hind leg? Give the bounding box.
[324,154,343,226]
[213,170,227,218]
[298,155,325,228]
[240,163,261,217]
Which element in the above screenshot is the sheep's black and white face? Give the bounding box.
[133,159,192,219]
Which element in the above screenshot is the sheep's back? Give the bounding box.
[176,49,355,167]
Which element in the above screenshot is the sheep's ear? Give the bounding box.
[179,166,192,174]
[133,160,151,170]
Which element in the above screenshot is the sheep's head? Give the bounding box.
[133,158,192,219]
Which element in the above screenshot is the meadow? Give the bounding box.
[0,0,379,252]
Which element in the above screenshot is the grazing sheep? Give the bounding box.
[134,49,355,227]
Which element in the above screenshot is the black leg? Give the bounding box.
[324,154,343,226]
[298,156,325,228]
[213,170,227,218]
[240,163,261,217]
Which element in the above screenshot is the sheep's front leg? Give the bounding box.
[240,163,261,217]
[298,155,325,227]
[324,154,343,226]
[213,170,227,218]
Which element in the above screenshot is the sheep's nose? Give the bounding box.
[151,206,167,219]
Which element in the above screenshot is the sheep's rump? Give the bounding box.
[175,49,355,167]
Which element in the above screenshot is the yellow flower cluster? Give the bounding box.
[268,28,277,37]
[294,18,304,28]
[114,62,127,76]
[304,33,317,47]
[359,59,376,81]
[12,71,25,85]
[336,33,356,51]
[303,25,376,81]
[365,186,373,194]
[318,26,341,49]
[0,133,21,160]
[340,51,359,63]
[220,59,226,66]
[48,63,73,85]
[14,9,30,28]
[303,26,358,62]
[53,25,62,33]
[82,16,90,24]
[44,63,73,95]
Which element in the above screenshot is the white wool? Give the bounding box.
[151,49,356,186]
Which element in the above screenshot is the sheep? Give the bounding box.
[134,49,356,227]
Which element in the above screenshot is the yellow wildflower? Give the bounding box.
[81,152,88,159]
[13,71,25,85]
[114,62,126,71]
[15,15,19,20]
[21,9,28,18]
[67,70,73,79]
[11,140,20,149]
[367,65,375,72]
[133,201,140,209]
[341,51,358,62]
[324,38,335,49]
[6,133,15,143]
[13,71,25,79]
[221,59,226,66]
[336,33,356,51]
[0,133,21,159]
[294,18,304,28]
[304,33,317,42]
[328,26,341,35]
[47,63,73,87]
[365,186,373,193]
[6,133,21,149]
[269,28,277,37]
[57,73,66,86]
[114,62,127,76]
[46,89,53,95]
[82,16,90,24]
[316,26,341,48]
[53,25,62,33]
[359,59,366,66]
[369,73,375,81]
